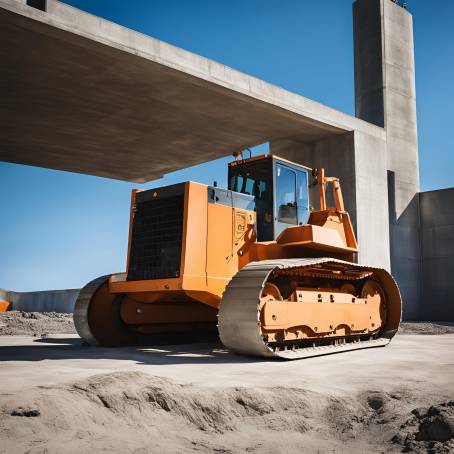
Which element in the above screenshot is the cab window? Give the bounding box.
[276,165,297,225]
[230,169,270,202]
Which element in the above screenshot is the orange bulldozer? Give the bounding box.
[74,154,401,359]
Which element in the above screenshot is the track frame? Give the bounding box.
[218,258,401,359]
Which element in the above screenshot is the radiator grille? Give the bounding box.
[127,192,184,281]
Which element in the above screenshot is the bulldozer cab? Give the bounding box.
[228,155,310,241]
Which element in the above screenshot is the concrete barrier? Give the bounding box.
[0,289,8,302]
[1,289,80,313]
[420,188,454,321]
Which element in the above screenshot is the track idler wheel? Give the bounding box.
[73,275,136,346]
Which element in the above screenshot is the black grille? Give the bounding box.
[127,187,185,281]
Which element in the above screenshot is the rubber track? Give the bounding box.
[73,275,110,346]
[218,258,398,359]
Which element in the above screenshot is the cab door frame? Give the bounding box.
[272,158,310,239]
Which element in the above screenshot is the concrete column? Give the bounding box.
[270,134,356,229]
[354,0,421,317]
[271,130,390,270]
[353,130,390,269]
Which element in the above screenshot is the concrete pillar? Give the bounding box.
[270,134,356,229]
[271,130,390,270]
[354,0,421,318]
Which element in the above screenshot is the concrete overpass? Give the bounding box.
[2,0,446,319]
[0,0,382,183]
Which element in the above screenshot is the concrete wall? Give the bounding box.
[3,289,80,313]
[420,188,454,321]
[354,0,421,316]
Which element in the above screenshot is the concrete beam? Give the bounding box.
[0,0,383,182]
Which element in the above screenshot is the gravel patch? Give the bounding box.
[399,322,454,335]
[0,311,76,336]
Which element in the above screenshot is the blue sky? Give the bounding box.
[1,0,453,291]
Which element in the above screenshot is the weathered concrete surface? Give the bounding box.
[420,188,454,321]
[3,288,79,313]
[0,0,382,183]
[354,0,421,316]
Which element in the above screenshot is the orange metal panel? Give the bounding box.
[181,182,208,282]
[262,298,381,334]
[276,224,356,252]
[206,202,237,279]
[209,206,254,266]
[184,290,222,308]
[0,301,11,312]
[109,181,256,309]
[109,277,183,293]
[121,299,217,325]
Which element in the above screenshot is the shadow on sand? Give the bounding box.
[0,335,270,365]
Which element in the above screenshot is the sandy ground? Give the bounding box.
[0,325,453,454]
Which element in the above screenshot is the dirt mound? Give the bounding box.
[392,401,454,453]
[3,371,450,453]
[0,310,75,336]
[399,323,454,335]
[0,371,383,453]
[71,372,315,434]
[0,372,321,453]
